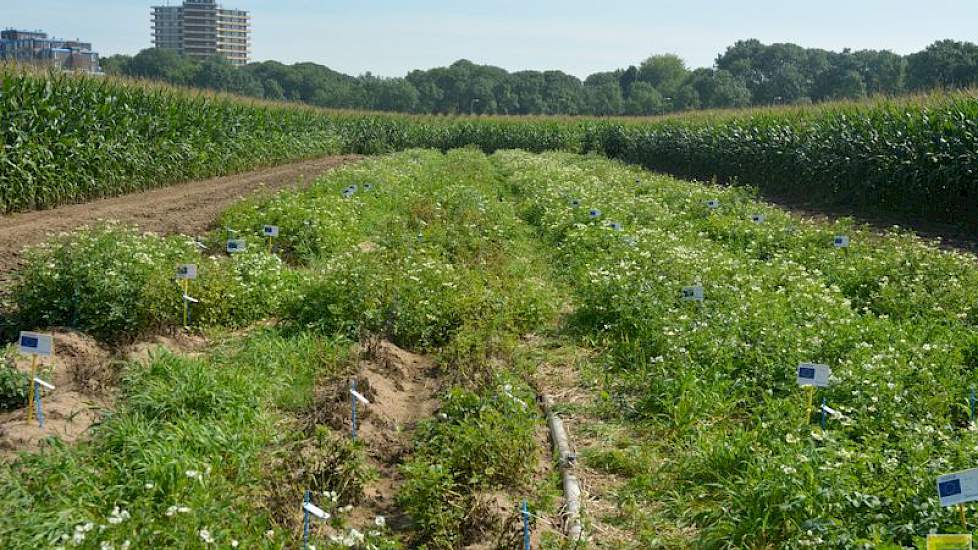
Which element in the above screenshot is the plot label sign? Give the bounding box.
[834,235,850,248]
[681,286,704,302]
[706,199,719,209]
[752,214,766,224]
[263,225,279,237]
[18,332,53,357]
[938,468,978,507]
[176,264,197,280]
[796,363,830,387]
[227,239,246,253]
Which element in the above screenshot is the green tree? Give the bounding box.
[907,40,978,90]
[624,81,664,115]
[128,48,198,85]
[637,54,689,98]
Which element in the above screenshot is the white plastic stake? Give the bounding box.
[303,502,330,520]
[350,389,371,406]
[33,378,55,391]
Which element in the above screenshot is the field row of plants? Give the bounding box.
[0,150,561,548]
[7,68,978,227]
[494,150,978,548]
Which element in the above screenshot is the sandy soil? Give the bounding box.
[0,329,209,459]
[0,155,360,286]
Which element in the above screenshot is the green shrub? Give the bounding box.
[11,225,297,342]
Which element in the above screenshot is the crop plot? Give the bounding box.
[2,147,978,548]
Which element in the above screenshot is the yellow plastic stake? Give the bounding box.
[182,279,189,327]
[805,385,815,422]
[25,354,37,422]
[267,235,273,255]
[960,503,968,531]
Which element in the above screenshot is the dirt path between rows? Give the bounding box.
[0,155,360,285]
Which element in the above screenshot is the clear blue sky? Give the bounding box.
[3,1,977,78]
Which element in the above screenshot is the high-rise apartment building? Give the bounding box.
[151,0,250,66]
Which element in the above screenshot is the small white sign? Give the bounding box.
[569,199,581,208]
[589,208,602,219]
[303,502,330,520]
[938,467,978,507]
[226,239,246,253]
[609,222,623,231]
[833,235,850,248]
[706,199,720,209]
[350,389,371,406]
[33,378,55,391]
[176,264,197,280]
[18,332,53,357]
[364,183,373,191]
[796,363,831,387]
[263,225,279,237]
[751,214,766,224]
[681,286,704,302]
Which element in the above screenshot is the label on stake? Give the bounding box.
[226,239,246,254]
[18,332,53,357]
[834,235,850,248]
[938,468,978,507]
[303,502,330,520]
[33,378,55,391]
[176,264,197,280]
[796,363,830,387]
[752,214,766,224]
[681,286,704,302]
[263,225,279,237]
[706,199,719,209]
[821,403,840,417]
[350,389,371,406]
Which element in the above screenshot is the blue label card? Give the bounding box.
[681,286,705,302]
[589,208,602,219]
[834,235,850,248]
[226,239,246,253]
[176,264,197,280]
[18,331,53,357]
[263,225,279,237]
[938,468,978,506]
[796,363,831,387]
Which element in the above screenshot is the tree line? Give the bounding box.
[100,38,978,116]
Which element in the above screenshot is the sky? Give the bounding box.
[3,0,978,78]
